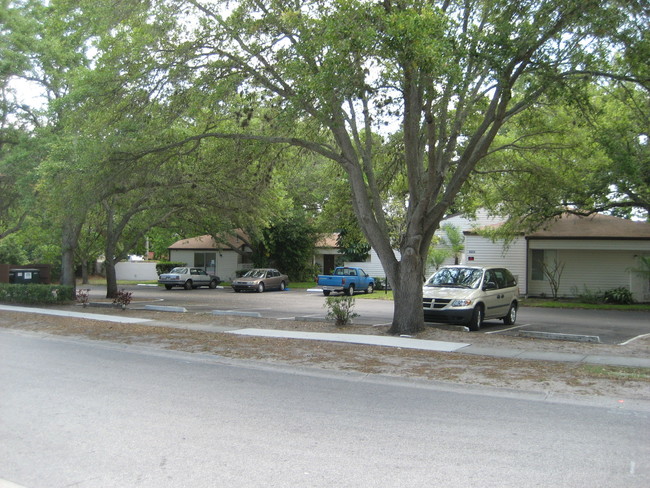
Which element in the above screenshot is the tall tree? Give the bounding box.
[129,0,643,334]
[471,81,648,235]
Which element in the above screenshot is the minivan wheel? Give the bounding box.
[503,303,517,325]
[468,305,483,331]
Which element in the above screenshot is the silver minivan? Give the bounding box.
[422,266,519,331]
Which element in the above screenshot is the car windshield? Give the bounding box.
[169,267,187,274]
[425,268,483,289]
[243,269,267,278]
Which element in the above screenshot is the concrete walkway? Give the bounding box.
[2,305,650,369]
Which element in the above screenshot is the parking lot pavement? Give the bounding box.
[68,284,650,346]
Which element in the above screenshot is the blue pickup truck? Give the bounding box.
[317,267,375,296]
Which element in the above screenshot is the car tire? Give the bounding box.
[257,282,265,293]
[279,281,286,291]
[164,285,172,290]
[346,284,355,296]
[323,290,331,296]
[365,283,374,294]
[503,303,517,325]
[233,288,241,293]
[209,280,218,289]
[468,305,483,331]
[184,280,193,290]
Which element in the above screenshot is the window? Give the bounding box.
[532,250,545,281]
[194,252,217,273]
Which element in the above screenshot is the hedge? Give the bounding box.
[0,283,75,305]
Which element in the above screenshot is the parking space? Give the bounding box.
[479,307,650,345]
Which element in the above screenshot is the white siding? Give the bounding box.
[440,209,506,231]
[527,249,641,299]
[115,262,159,281]
[345,249,395,278]
[463,236,528,294]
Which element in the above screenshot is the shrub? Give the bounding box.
[573,286,603,304]
[324,296,359,326]
[76,288,91,307]
[0,283,75,304]
[112,289,133,308]
[603,287,635,305]
[373,277,392,291]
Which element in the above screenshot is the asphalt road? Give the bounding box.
[2,330,649,488]
[95,284,650,345]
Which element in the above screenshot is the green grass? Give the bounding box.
[521,297,650,311]
[581,365,650,380]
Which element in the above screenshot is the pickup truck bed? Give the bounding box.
[317,267,375,296]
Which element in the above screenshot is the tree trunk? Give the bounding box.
[105,258,118,299]
[60,217,82,289]
[81,260,89,285]
[388,253,425,336]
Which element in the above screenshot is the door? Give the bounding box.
[324,255,335,275]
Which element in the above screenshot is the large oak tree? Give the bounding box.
[141,0,642,334]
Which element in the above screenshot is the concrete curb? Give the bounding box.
[212,310,262,318]
[144,305,188,313]
[519,331,601,343]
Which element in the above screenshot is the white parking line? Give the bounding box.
[485,324,530,334]
[619,332,650,346]
[0,479,29,488]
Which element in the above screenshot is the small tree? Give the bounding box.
[542,258,565,300]
[441,224,465,265]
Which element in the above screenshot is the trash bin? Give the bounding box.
[9,268,41,284]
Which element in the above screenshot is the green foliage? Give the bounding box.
[259,210,317,281]
[573,286,604,305]
[572,286,635,305]
[336,229,371,262]
[0,284,74,304]
[427,247,451,271]
[5,0,646,335]
[0,235,29,265]
[602,287,635,305]
[324,296,359,327]
[155,262,186,276]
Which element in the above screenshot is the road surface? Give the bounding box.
[1,329,648,487]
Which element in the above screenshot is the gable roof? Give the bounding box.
[168,234,249,251]
[315,233,339,248]
[526,213,650,240]
[169,232,342,250]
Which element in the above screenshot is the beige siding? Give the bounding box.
[169,249,241,281]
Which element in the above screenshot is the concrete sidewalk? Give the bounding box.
[3,305,650,369]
